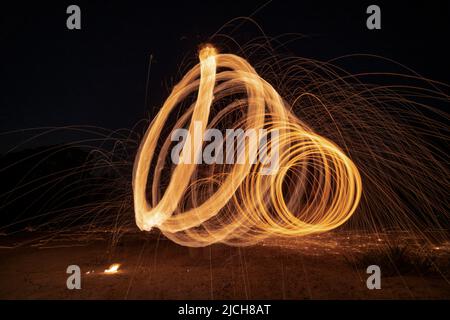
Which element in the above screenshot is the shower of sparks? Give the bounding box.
[133,44,362,247]
[1,34,447,252]
[104,263,121,274]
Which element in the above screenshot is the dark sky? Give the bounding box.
[1,0,449,150]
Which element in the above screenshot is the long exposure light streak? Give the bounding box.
[133,45,362,247]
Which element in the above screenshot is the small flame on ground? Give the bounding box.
[104,263,121,274]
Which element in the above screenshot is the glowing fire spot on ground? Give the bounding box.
[104,263,121,274]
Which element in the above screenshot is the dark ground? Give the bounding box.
[0,231,449,299]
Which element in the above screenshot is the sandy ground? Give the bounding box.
[0,231,449,299]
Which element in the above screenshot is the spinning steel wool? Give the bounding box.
[133,45,362,247]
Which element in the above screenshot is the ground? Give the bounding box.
[0,231,449,299]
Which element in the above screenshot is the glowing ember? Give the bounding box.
[104,263,120,274]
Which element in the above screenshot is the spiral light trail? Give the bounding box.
[133,45,362,247]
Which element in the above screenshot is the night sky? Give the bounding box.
[1,1,449,151]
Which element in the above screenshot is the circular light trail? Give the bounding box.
[133,45,362,247]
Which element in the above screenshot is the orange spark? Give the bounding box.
[104,263,120,274]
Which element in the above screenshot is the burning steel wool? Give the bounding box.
[133,45,362,247]
[2,39,446,251]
